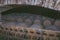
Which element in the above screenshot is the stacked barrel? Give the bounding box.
[1,13,60,40]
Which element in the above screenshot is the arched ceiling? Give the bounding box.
[1,4,60,20]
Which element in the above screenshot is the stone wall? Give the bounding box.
[0,0,60,11]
